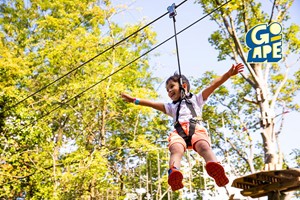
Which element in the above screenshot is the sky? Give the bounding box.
[110,0,300,166]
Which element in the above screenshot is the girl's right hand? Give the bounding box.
[121,93,134,103]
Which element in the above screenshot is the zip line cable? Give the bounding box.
[17,0,232,131]
[6,0,188,112]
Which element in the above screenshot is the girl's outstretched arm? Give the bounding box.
[121,93,166,113]
[202,63,244,101]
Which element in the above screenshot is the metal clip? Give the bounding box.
[167,3,177,18]
[190,117,202,123]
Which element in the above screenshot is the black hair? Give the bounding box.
[166,73,190,92]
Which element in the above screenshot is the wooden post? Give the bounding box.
[187,151,193,193]
[157,150,162,199]
[146,157,149,199]
[139,164,142,200]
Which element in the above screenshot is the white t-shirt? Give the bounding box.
[164,92,206,123]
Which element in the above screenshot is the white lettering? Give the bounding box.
[252,46,262,58]
[272,42,282,58]
[262,45,272,58]
[251,24,269,45]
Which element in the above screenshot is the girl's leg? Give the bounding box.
[168,142,185,191]
[194,140,217,162]
[169,143,185,169]
[194,140,229,187]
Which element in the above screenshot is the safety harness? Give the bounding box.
[174,93,201,147]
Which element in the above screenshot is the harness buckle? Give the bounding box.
[189,116,202,124]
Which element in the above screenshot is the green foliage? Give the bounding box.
[0,0,170,199]
[284,23,300,54]
[1,0,299,199]
[289,149,300,168]
[208,31,234,61]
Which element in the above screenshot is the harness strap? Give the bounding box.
[175,122,191,146]
[174,96,198,147]
[175,100,182,122]
[185,100,197,118]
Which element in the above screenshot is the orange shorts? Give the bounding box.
[168,122,211,151]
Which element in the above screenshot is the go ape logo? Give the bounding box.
[246,22,283,63]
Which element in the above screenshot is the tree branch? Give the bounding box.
[225,138,249,163]
[243,96,258,104]
[268,0,277,24]
[215,0,260,87]
[0,171,36,179]
[242,0,249,33]
[214,95,256,172]
[240,72,256,88]
[276,1,293,23]
[270,66,289,110]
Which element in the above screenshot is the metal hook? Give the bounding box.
[167,3,177,18]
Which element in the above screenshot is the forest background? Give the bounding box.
[0,0,299,199]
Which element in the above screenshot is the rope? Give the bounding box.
[169,3,185,98]
[16,0,232,131]
[173,18,182,79]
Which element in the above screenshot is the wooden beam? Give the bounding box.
[232,168,300,198]
[241,177,300,197]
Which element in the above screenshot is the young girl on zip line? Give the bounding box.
[121,63,244,191]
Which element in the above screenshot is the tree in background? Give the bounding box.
[0,0,171,199]
[194,0,300,199]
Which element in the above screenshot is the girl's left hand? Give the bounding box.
[228,63,244,76]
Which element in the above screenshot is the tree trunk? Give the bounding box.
[261,123,281,170]
[157,152,162,199]
[90,174,96,200]
[100,92,107,146]
[257,82,282,170]
[247,62,282,170]
[53,126,63,199]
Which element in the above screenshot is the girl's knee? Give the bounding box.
[169,143,185,154]
[194,140,211,152]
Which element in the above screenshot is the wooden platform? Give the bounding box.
[231,168,300,198]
